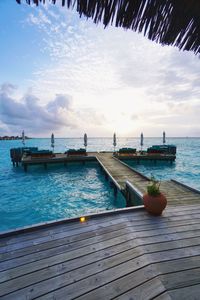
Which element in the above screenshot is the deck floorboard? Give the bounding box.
[1,205,200,299]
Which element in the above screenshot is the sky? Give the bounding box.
[0,1,200,138]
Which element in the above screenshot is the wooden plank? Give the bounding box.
[2,218,200,273]
[164,284,200,300]
[0,205,199,253]
[154,293,172,300]
[1,218,199,280]
[0,218,131,253]
[34,246,200,300]
[1,206,200,299]
[160,268,200,290]
[0,207,150,246]
[2,211,200,256]
[171,179,200,194]
[2,223,200,288]
[66,251,200,300]
[3,209,200,260]
[2,226,200,284]
[0,207,183,248]
[114,277,167,300]
[0,217,126,253]
[1,237,200,297]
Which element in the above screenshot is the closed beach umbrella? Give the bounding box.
[22,130,25,146]
[163,131,166,144]
[51,133,55,151]
[113,133,117,152]
[140,132,144,150]
[84,133,87,149]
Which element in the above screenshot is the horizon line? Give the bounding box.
[27,136,200,139]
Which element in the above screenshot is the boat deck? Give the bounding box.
[1,204,200,299]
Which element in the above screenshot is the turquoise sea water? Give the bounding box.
[0,137,200,231]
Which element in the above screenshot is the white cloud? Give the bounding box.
[0,83,106,137]
[4,4,199,137]
[26,9,51,26]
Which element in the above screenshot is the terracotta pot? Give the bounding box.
[143,193,167,216]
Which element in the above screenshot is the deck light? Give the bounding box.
[80,216,86,223]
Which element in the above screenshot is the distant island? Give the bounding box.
[0,136,31,140]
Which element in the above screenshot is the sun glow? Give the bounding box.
[112,120,135,135]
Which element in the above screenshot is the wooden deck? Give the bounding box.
[1,204,200,299]
[115,153,176,162]
[96,153,200,206]
[22,153,96,164]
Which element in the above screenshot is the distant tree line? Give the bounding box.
[0,136,31,140]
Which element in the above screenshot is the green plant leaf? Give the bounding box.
[147,176,161,196]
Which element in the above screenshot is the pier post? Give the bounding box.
[114,185,118,197]
[125,189,132,207]
[105,172,108,181]
[99,165,104,173]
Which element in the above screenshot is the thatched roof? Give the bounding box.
[17,0,200,55]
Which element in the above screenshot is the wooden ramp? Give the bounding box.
[96,153,200,206]
[1,205,200,299]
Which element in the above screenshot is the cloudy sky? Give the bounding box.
[0,1,199,137]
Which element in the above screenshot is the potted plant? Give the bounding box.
[143,176,167,215]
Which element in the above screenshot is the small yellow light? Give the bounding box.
[80,217,86,223]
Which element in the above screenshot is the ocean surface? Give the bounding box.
[0,137,199,231]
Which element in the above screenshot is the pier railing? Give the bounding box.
[125,180,144,207]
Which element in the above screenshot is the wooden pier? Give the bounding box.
[12,150,175,171]
[21,153,96,171]
[2,151,200,299]
[115,152,176,163]
[8,150,199,207]
[18,151,200,207]
[96,152,200,207]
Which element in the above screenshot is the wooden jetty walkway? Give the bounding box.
[19,151,200,207]
[1,204,200,299]
[96,152,200,207]
[18,151,174,171]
